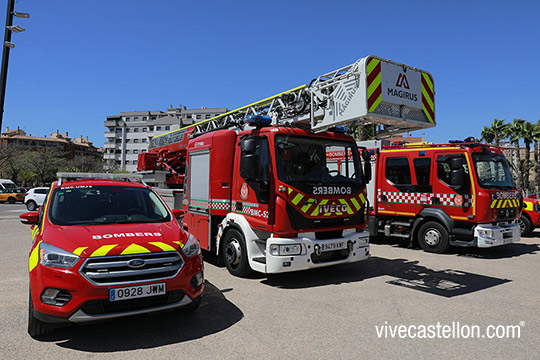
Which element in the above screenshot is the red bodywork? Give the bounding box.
[24,179,203,323]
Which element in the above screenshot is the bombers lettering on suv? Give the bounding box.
[20,173,204,338]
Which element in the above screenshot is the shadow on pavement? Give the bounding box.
[36,281,243,352]
[453,242,540,259]
[262,256,510,297]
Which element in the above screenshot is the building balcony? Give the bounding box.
[103,153,117,160]
[104,120,119,127]
[105,132,119,138]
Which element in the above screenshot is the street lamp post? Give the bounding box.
[0,0,29,132]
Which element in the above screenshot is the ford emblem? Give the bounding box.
[128,258,146,268]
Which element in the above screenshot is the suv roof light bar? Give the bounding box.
[57,172,144,186]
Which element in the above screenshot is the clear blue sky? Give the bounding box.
[3,0,539,147]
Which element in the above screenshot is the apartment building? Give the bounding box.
[104,105,228,172]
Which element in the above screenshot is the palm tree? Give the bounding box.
[505,119,525,190]
[533,120,540,195]
[521,121,535,193]
[481,126,495,144]
[490,118,508,147]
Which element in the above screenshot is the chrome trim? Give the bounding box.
[85,265,179,279]
[79,252,184,287]
[68,295,193,323]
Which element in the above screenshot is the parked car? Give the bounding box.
[20,173,203,337]
[0,188,25,203]
[24,187,49,211]
[0,178,17,190]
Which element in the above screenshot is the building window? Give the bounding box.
[115,139,121,143]
[151,116,156,120]
[115,150,121,154]
[115,128,122,133]
[134,150,138,154]
[126,150,130,154]
[142,149,147,153]
[196,115,202,119]
[134,128,139,132]
[156,126,162,131]
[187,114,192,119]
[134,117,139,120]
[134,139,139,143]
[143,117,147,121]
[134,160,138,164]
[125,117,130,121]
[142,128,147,132]
[126,128,130,133]
[142,138,147,143]
[165,126,170,131]
[206,114,211,119]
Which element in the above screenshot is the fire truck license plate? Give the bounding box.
[321,241,346,252]
[109,283,166,302]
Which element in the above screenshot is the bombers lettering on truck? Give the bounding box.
[93,232,162,239]
[313,186,352,195]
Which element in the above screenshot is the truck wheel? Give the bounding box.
[516,215,532,237]
[8,197,16,204]
[28,289,52,338]
[222,229,252,277]
[418,221,450,253]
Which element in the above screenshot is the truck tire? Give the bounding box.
[221,229,252,277]
[417,221,450,253]
[28,289,52,338]
[26,200,37,211]
[8,197,16,204]
[516,215,532,237]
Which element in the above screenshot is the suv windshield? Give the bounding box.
[472,152,515,189]
[275,135,363,185]
[49,186,171,226]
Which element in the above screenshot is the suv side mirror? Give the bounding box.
[171,208,185,219]
[20,211,39,225]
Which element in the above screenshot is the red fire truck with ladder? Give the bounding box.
[138,55,437,275]
[359,139,522,253]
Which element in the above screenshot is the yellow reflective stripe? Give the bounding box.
[149,242,176,252]
[366,58,380,74]
[29,241,42,272]
[121,244,151,255]
[503,200,509,208]
[340,199,354,214]
[359,193,366,205]
[31,226,39,241]
[40,186,55,236]
[288,187,293,195]
[291,193,304,206]
[421,86,434,110]
[422,73,434,93]
[311,199,328,216]
[490,200,497,209]
[369,95,382,113]
[173,240,184,249]
[301,199,315,213]
[73,247,88,256]
[422,104,434,123]
[351,198,361,211]
[90,244,118,257]
[367,74,381,96]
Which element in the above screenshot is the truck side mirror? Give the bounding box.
[450,169,464,189]
[361,149,372,184]
[240,137,261,182]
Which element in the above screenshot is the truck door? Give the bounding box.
[412,156,433,214]
[431,152,473,221]
[379,155,415,217]
[187,150,210,250]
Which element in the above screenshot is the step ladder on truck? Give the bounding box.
[138,55,437,276]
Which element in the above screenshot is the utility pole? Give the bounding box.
[0,0,29,132]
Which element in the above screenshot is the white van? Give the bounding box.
[0,179,17,190]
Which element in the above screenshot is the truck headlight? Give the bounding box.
[269,244,302,256]
[182,234,201,258]
[39,242,79,269]
[477,229,495,239]
[357,237,369,246]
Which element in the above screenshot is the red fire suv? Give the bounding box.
[518,196,540,236]
[20,173,204,338]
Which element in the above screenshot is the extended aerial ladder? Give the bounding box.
[139,55,436,188]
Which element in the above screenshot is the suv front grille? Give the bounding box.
[81,290,186,315]
[79,252,184,286]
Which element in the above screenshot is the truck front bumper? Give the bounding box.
[474,222,520,248]
[265,230,370,273]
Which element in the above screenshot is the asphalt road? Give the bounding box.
[0,204,538,359]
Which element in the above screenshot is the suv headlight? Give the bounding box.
[39,242,79,269]
[182,234,201,258]
[534,204,540,213]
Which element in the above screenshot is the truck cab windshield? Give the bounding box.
[275,135,363,186]
[472,152,515,189]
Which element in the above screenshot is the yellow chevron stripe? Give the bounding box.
[490,200,497,209]
[121,244,151,255]
[28,241,42,272]
[301,198,315,213]
[288,187,293,195]
[366,58,380,74]
[351,198,361,211]
[149,242,176,252]
[73,247,88,256]
[367,74,381,96]
[291,193,304,206]
[311,199,328,216]
[90,244,118,257]
[421,86,434,111]
[340,199,354,214]
[422,104,434,124]
[369,94,382,113]
[422,73,434,93]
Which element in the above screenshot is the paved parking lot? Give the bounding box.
[0,203,538,359]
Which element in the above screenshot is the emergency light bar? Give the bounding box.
[244,114,272,126]
[57,172,144,185]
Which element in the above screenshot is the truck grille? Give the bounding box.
[497,207,516,221]
[79,252,184,286]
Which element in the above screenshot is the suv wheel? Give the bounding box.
[8,197,16,204]
[26,200,37,211]
[28,289,53,338]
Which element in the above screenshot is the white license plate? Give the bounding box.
[109,283,166,302]
[321,241,346,252]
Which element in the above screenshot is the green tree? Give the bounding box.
[480,126,495,144]
[521,121,536,193]
[21,149,68,186]
[504,119,526,190]
[490,118,508,147]
[533,119,540,195]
